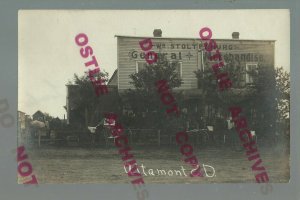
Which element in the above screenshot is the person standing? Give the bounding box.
[95,120,105,146]
[227,117,242,151]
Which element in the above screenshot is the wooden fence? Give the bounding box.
[27,128,214,147]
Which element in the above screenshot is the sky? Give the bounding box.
[18,9,290,119]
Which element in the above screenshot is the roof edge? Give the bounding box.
[115,35,276,42]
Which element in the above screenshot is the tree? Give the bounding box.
[67,71,109,127]
[194,64,248,122]
[246,66,277,137]
[195,64,290,139]
[122,56,183,131]
[194,68,221,122]
[275,67,290,121]
[49,117,62,130]
[43,112,54,122]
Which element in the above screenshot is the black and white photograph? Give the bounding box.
[18,9,290,184]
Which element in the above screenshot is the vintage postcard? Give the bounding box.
[18,10,290,185]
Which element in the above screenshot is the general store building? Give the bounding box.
[112,30,275,93]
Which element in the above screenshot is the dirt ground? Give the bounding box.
[23,144,289,184]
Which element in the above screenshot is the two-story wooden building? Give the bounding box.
[113,30,275,94]
[107,30,275,129]
[66,30,275,129]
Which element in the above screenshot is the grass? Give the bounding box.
[24,145,290,184]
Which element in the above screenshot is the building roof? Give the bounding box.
[33,110,44,117]
[115,35,276,42]
[108,69,118,86]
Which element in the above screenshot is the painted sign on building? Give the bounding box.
[116,35,274,92]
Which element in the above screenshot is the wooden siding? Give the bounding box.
[117,36,274,91]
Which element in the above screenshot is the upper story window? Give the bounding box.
[245,63,258,84]
[136,62,147,73]
[170,62,182,78]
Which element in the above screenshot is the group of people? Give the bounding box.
[185,115,251,149]
[88,118,111,146]
[86,114,255,148]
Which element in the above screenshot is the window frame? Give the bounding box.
[169,61,183,78]
[245,63,258,84]
[135,61,147,73]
